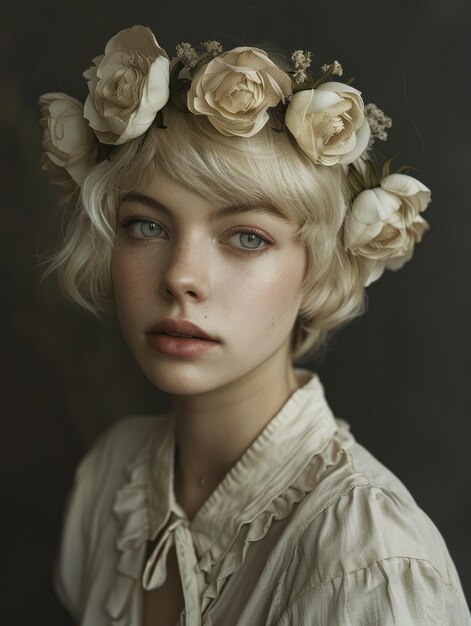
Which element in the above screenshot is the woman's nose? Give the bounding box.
[159,235,211,304]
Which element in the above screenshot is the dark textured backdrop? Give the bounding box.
[2,0,470,623]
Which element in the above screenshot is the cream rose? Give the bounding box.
[344,173,431,285]
[187,46,292,137]
[284,82,371,165]
[38,92,98,185]
[83,25,170,145]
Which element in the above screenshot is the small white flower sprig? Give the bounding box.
[291,49,313,84]
[365,102,392,149]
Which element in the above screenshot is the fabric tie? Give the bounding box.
[142,515,205,626]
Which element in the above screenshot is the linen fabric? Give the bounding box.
[54,368,471,625]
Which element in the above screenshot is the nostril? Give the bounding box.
[165,287,198,298]
[162,280,206,303]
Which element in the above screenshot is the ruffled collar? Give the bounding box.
[105,368,354,625]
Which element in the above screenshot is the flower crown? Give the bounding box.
[38,24,431,287]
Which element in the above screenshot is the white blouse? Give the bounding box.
[54,368,471,625]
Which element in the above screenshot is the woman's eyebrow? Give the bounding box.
[120,191,292,224]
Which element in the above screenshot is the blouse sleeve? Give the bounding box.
[53,442,100,621]
[276,556,471,626]
[52,416,157,621]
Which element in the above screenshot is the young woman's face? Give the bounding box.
[111,164,308,396]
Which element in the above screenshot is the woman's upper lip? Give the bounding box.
[146,318,218,341]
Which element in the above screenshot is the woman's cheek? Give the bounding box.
[222,258,303,333]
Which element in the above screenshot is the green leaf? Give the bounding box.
[97,143,115,162]
[348,165,365,189]
[293,79,319,92]
[347,174,364,196]
[381,152,400,178]
[313,74,331,88]
[154,109,168,129]
[269,105,285,132]
[169,60,185,87]
[365,159,380,188]
[395,164,421,175]
[189,52,211,78]
[168,78,191,113]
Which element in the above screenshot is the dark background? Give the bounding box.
[2,0,470,623]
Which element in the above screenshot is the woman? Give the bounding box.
[38,24,471,626]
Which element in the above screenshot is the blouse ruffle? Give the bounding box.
[199,421,356,608]
[104,369,356,625]
[105,438,155,624]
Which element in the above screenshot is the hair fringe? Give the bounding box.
[39,103,367,361]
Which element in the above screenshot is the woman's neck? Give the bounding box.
[170,351,300,516]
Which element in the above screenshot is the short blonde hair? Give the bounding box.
[39,103,367,362]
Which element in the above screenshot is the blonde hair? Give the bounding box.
[39,103,367,362]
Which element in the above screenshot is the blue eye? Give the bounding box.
[238,232,264,249]
[121,219,163,239]
[138,221,162,237]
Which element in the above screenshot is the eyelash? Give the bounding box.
[119,217,275,256]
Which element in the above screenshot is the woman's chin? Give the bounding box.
[140,361,224,397]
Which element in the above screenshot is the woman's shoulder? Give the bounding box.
[280,419,466,600]
[276,419,471,623]
[68,413,167,511]
[53,413,167,618]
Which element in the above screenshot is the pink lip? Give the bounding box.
[146,318,217,341]
[145,318,220,357]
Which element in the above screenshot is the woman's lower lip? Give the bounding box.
[146,333,219,357]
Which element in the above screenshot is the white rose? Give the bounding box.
[344,173,431,285]
[187,46,292,137]
[284,82,371,165]
[83,25,170,145]
[38,92,98,185]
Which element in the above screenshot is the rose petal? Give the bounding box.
[380,173,431,212]
[364,259,386,286]
[82,25,170,144]
[307,89,343,113]
[317,81,363,98]
[38,92,98,186]
[285,82,368,165]
[338,118,371,164]
[116,55,170,144]
[284,90,313,138]
[105,25,168,61]
[187,45,291,138]
[345,188,402,248]
[83,94,110,132]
